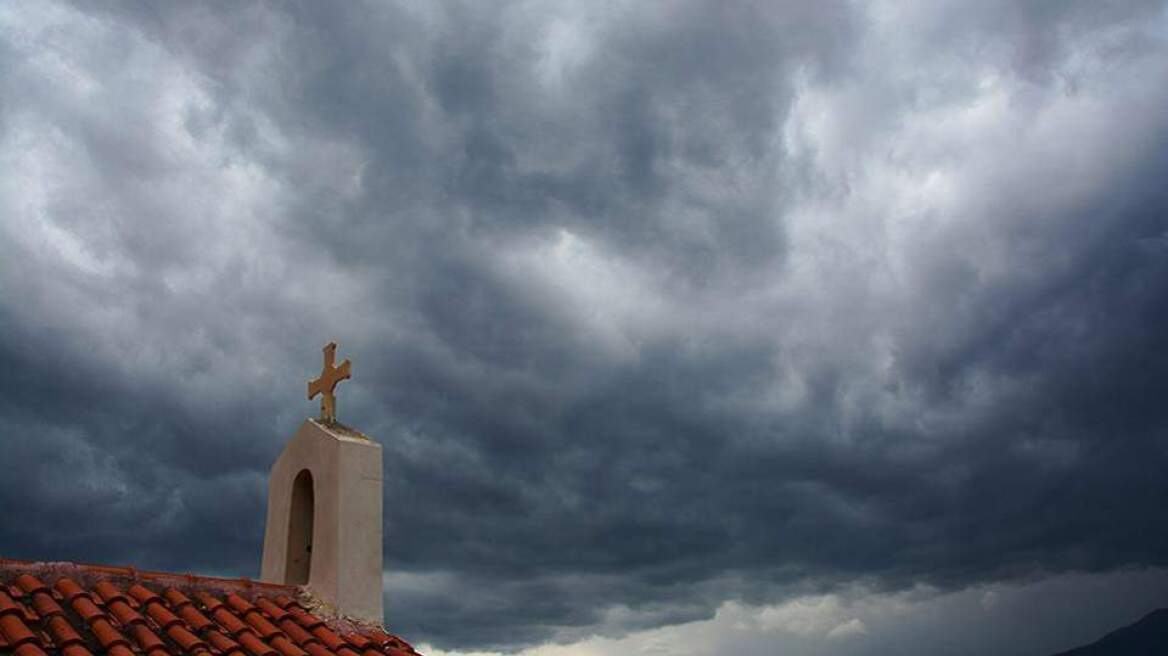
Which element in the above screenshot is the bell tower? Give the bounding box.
[259,344,384,624]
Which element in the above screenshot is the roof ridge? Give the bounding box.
[0,558,294,596]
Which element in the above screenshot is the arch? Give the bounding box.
[285,468,315,585]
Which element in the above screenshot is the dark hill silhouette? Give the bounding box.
[1051,608,1168,655]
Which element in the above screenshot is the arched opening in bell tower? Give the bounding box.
[285,468,315,585]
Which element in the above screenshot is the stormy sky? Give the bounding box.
[2,1,1168,654]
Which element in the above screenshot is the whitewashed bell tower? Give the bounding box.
[260,343,384,624]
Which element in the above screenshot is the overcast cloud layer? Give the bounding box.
[2,1,1168,654]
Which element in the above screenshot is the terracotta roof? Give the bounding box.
[0,559,421,656]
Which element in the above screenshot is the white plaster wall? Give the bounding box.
[260,419,384,624]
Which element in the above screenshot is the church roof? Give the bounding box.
[0,559,421,656]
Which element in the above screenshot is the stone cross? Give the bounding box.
[308,342,351,424]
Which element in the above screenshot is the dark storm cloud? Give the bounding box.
[2,0,1168,652]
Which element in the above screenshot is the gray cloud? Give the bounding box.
[2,0,1168,652]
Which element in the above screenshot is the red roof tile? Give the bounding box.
[0,559,422,656]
